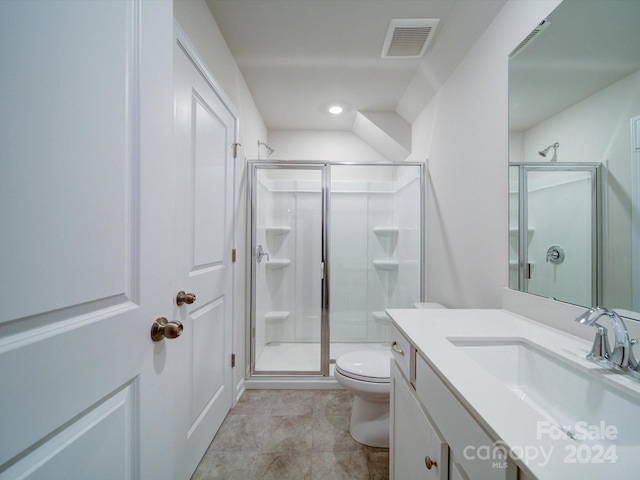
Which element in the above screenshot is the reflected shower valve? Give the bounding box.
[546,245,565,264]
[256,244,270,264]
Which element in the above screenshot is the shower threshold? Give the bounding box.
[253,341,390,380]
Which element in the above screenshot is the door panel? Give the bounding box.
[0,0,133,323]
[194,99,227,265]
[251,166,325,375]
[0,1,175,479]
[173,34,236,479]
[2,383,135,480]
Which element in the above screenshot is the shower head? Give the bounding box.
[538,142,560,158]
[258,140,275,155]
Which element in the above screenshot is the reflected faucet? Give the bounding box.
[575,307,637,371]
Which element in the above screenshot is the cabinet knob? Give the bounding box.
[424,456,437,470]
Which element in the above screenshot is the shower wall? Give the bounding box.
[525,171,594,307]
[509,166,596,307]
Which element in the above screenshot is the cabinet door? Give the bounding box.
[390,361,448,480]
[449,453,470,480]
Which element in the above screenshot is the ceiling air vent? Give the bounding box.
[510,19,550,58]
[382,19,440,59]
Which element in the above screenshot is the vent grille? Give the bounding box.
[382,19,440,58]
[510,19,550,58]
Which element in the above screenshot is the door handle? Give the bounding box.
[150,317,184,342]
[176,290,196,306]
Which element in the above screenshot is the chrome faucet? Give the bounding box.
[575,307,638,373]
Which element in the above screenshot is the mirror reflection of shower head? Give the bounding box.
[538,142,560,158]
[257,140,274,155]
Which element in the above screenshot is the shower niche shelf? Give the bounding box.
[265,311,290,322]
[372,260,399,270]
[373,227,399,236]
[509,226,535,237]
[265,259,291,269]
[265,226,291,235]
[372,311,390,323]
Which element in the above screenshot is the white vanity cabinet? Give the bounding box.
[390,324,518,480]
[391,360,448,479]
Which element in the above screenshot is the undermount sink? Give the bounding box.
[450,338,640,445]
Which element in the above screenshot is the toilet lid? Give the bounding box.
[335,350,391,383]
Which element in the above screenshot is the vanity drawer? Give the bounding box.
[390,324,411,380]
[414,353,517,480]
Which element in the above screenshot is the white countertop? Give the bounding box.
[386,308,640,479]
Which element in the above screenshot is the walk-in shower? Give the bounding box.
[248,161,425,379]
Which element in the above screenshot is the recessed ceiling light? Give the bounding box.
[329,105,343,115]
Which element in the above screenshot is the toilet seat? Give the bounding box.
[335,350,390,383]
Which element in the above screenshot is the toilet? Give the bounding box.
[334,350,391,448]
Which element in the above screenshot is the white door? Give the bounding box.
[172,31,237,479]
[0,2,176,479]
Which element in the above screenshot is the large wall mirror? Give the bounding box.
[509,0,640,318]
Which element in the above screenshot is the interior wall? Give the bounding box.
[406,0,561,308]
[268,129,387,162]
[173,0,268,397]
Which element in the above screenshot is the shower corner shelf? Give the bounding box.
[265,226,291,235]
[372,311,390,323]
[509,227,535,236]
[373,227,399,236]
[265,259,291,269]
[372,259,399,270]
[265,311,290,322]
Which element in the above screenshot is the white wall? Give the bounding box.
[406,0,561,308]
[174,0,268,396]
[268,129,387,162]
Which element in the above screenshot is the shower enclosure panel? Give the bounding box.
[510,164,600,307]
[251,165,327,375]
[249,161,424,378]
[330,165,422,354]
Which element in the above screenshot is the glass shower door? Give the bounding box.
[520,165,599,307]
[250,165,327,375]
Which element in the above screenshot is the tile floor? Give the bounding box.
[191,389,389,479]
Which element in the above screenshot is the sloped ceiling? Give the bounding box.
[206,0,507,132]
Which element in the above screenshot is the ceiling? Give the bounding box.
[206,0,507,132]
[509,0,640,132]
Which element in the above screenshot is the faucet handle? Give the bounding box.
[587,324,611,363]
[628,339,639,370]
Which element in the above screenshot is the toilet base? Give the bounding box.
[349,396,390,448]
